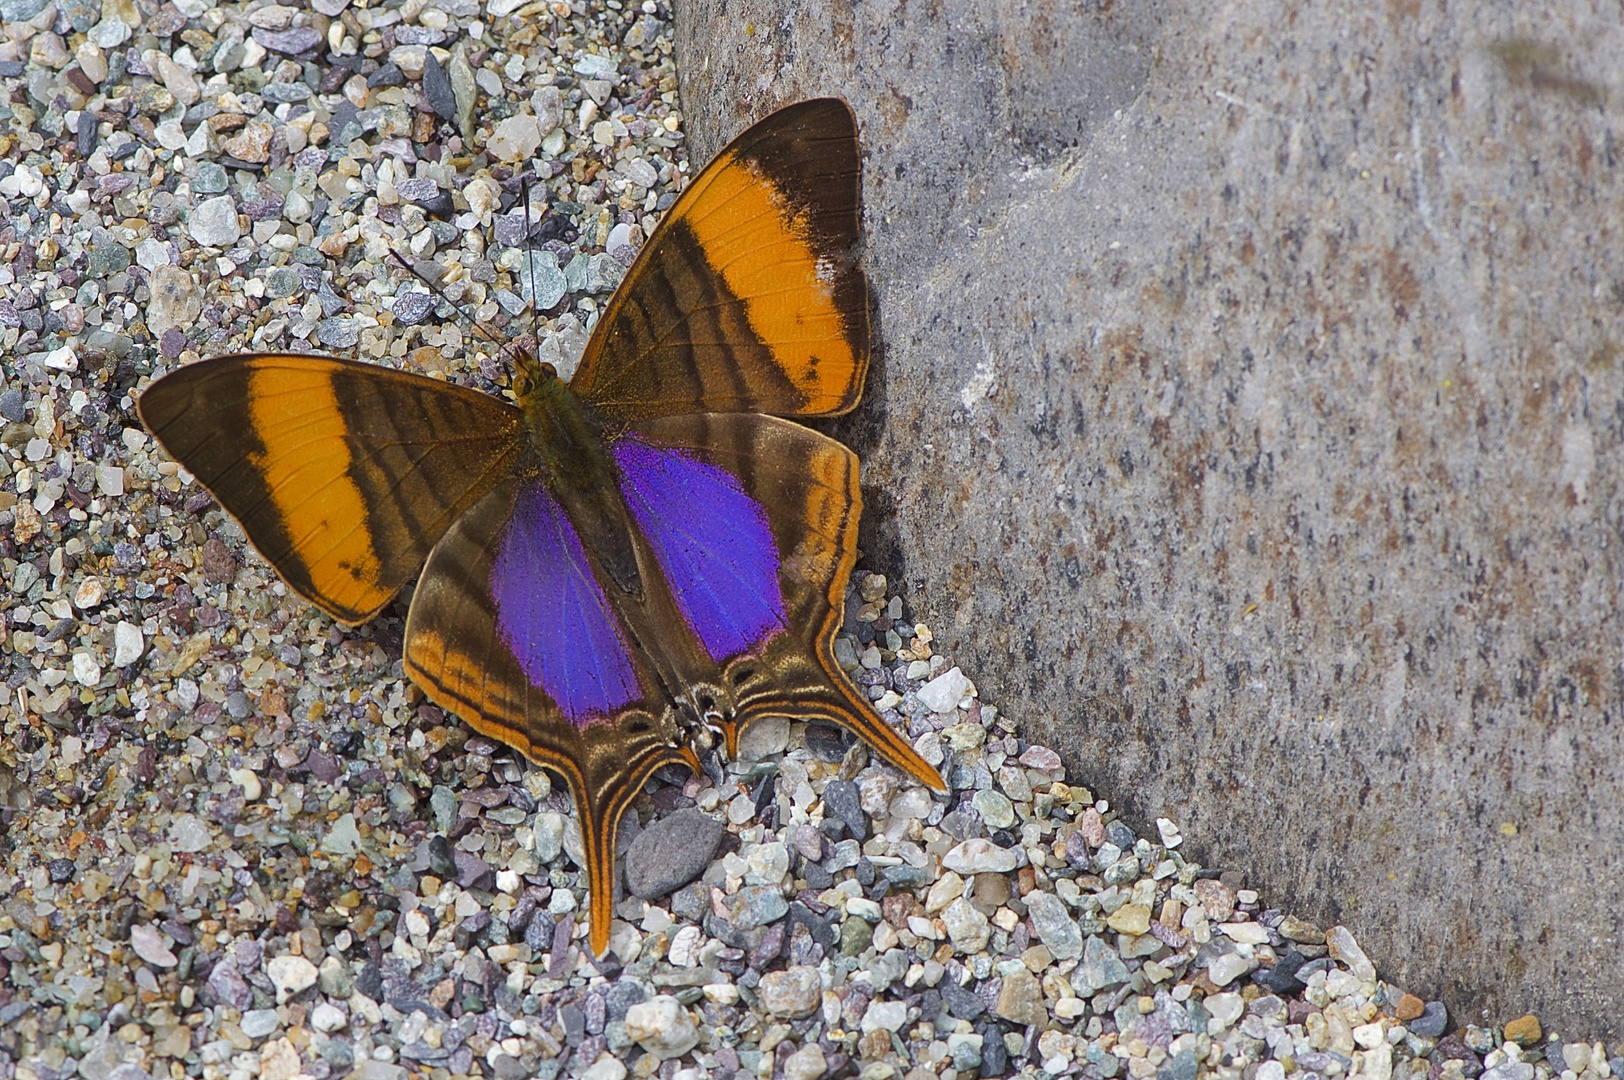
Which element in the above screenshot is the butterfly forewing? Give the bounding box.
[569,99,869,421]
[138,354,527,623]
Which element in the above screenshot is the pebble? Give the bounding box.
[1208,951,1253,986]
[1328,924,1378,981]
[1024,890,1083,959]
[862,999,909,1032]
[917,665,971,712]
[1206,991,1245,1029]
[128,924,178,967]
[822,778,868,839]
[1411,1000,1449,1037]
[321,812,362,855]
[993,968,1046,1026]
[266,955,319,1003]
[738,714,791,759]
[623,996,699,1059]
[1483,1064,1537,1080]
[310,1002,348,1033]
[783,1044,827,1080]
[112,620,144,666]
[169,814,210,853]
[1279,913,1327,943]
[581,1058,627,1080]
[757,966,822,1018]
[941,897,991,953]
[189,194,242,246]
[1503,1014,1543,1047]
[1076,933,1131,991]
[240,1008,281,1038]
[942,838,1018,874]
[624,808,724,899]
[971,788,1015,828]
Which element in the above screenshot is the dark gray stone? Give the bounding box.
[604,980,646,1023]
[623,807,723,899]
[939,978,985,1021]
[821,779,866,840]
[675,0,1624,1039]
[1410,1000,1448,1039]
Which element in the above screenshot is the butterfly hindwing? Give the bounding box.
[402,476,690,956]
[622,413,945,792]
[137,354,527,623]
[612,435,790,662]
[568,99,869,421]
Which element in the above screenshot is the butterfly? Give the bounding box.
[138,98,946,957]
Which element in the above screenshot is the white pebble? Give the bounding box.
[95,464,124,496]
[112,621,144,667]
[129,924,178,967]
[228,767,262,802]
[310,1002,348,1033]
[70,652,101,687]
[624,996,699,1059]
[581,1057,627,1080]
[74,577,106,609]
[266,955,319,1003]
[667,924,702,967]
[917,666,971,713]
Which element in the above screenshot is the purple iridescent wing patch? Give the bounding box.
[612,438,787,663]
[490,482,640,725]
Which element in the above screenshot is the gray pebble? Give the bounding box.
[1410,1000,1447,1038]
[523,912,553,951]
[605,980,646,1023]
[393,291,435,326]
[189,195,242,247]
[1074,934,1130,993]
[822,780,867,839]
[722,884,789,929]
[252,25,323,54]
[1158,1049,1199,1080]
[317,316,360,349]
[240,1008,281,1038]
[623,808,723,899]
[422,50,455,120]
[193,162,229,194]
[262,81,313,103]
[519,251,567,310]
[0,0,48,20]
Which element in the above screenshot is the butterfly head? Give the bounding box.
[505,338,559,401]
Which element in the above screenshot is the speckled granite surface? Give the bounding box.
[674,0,1624,1037]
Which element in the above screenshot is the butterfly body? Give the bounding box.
[139,100,945,957]
[514,359,647,598]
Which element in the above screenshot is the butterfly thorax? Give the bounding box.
[514,362,644,599]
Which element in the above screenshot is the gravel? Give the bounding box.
[0,0,1611,1076]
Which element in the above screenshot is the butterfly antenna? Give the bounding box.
[523,173,539,340]
[386,249,505,348]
